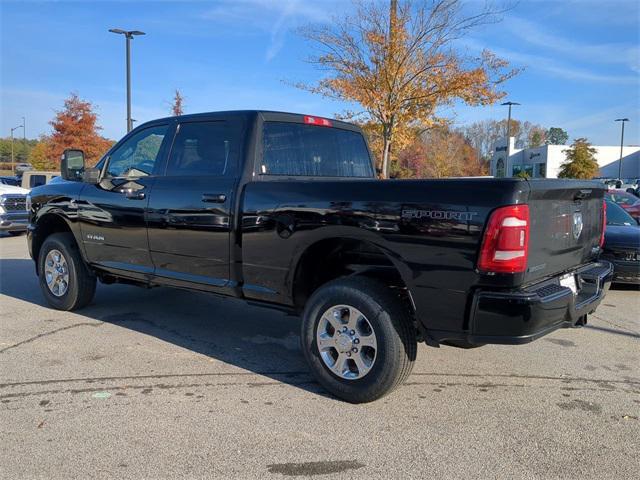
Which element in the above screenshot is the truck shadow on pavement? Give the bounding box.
[0,258,333,399]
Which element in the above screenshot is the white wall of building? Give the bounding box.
[490,138,640,179]
[597,148,640,178]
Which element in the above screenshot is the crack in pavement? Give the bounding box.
[589,313,640,336]
[1,371,638,401]
[0,322,103,354]
[0,371,309,389]
[1,371,638,389]
[2,377,638,402]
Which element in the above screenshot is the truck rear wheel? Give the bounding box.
[301,277,417,403]
[38,233,96,311]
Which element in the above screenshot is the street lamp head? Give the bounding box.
[501,101,521,106]
[109,28,145,37]
[614,118,629,122]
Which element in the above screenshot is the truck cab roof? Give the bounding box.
[137,110,362,132]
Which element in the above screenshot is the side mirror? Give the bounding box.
[82,167,101,184]
[61,149,85,181]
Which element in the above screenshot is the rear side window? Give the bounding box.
[261,122,373,177]
[166,121,238,176]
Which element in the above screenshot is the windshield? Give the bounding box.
[606,199,637,226]
[605,191,640,206]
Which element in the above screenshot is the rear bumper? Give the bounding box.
[431,261,613,346]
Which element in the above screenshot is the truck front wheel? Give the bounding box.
[301,277,417,403]
[38,233,96,311]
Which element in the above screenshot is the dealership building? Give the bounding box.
[490,137,640,179]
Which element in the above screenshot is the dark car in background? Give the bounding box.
[602,200,640,285]
[605,190,640,221]
[0,176,21,186]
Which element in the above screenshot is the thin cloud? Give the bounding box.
[200,0,333,61]
[503,16,639,73]
[459,38,638,85]
[561,104,634,133]
[544,0,640,28]
[500,50,638,84]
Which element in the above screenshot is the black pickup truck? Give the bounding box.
[27,110,612,402]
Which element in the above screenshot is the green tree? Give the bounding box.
[558,138,599,179]
[0,137,38,164]
[546,127,568,145]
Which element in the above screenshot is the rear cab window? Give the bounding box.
[261,121,373,178]
[29,175,46,188]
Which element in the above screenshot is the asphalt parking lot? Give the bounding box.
[1,233,638,479]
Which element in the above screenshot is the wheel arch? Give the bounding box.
[289,234,414,312]
[32,213,83,274]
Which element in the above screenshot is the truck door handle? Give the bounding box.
[125,191,146,200]
[202,193,227,203]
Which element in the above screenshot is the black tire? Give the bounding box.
[8,231,25,236]
[38,232,96,311]
[301,276,417,403]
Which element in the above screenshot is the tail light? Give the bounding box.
[478,205,530,273]
[599,200,607,248]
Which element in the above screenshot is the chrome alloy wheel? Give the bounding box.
[44,249,69,297]
[316,305,377,380]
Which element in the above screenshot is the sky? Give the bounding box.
[1,0,639,146]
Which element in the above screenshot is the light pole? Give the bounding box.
[109,28,145,133]
[10,123,24,175]
[501,101,520,174]
[614,118,629,181]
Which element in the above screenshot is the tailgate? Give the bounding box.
[525,180,604,284]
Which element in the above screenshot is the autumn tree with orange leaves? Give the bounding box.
[38,93,113,170]
[171,89,185,116]
[298,0,518,178]
[398,127,485,178]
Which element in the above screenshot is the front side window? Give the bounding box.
[165,121,238,176]
[262,122,373,177]
[106,125,168,178]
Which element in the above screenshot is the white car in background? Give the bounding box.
[0,183,30,236]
